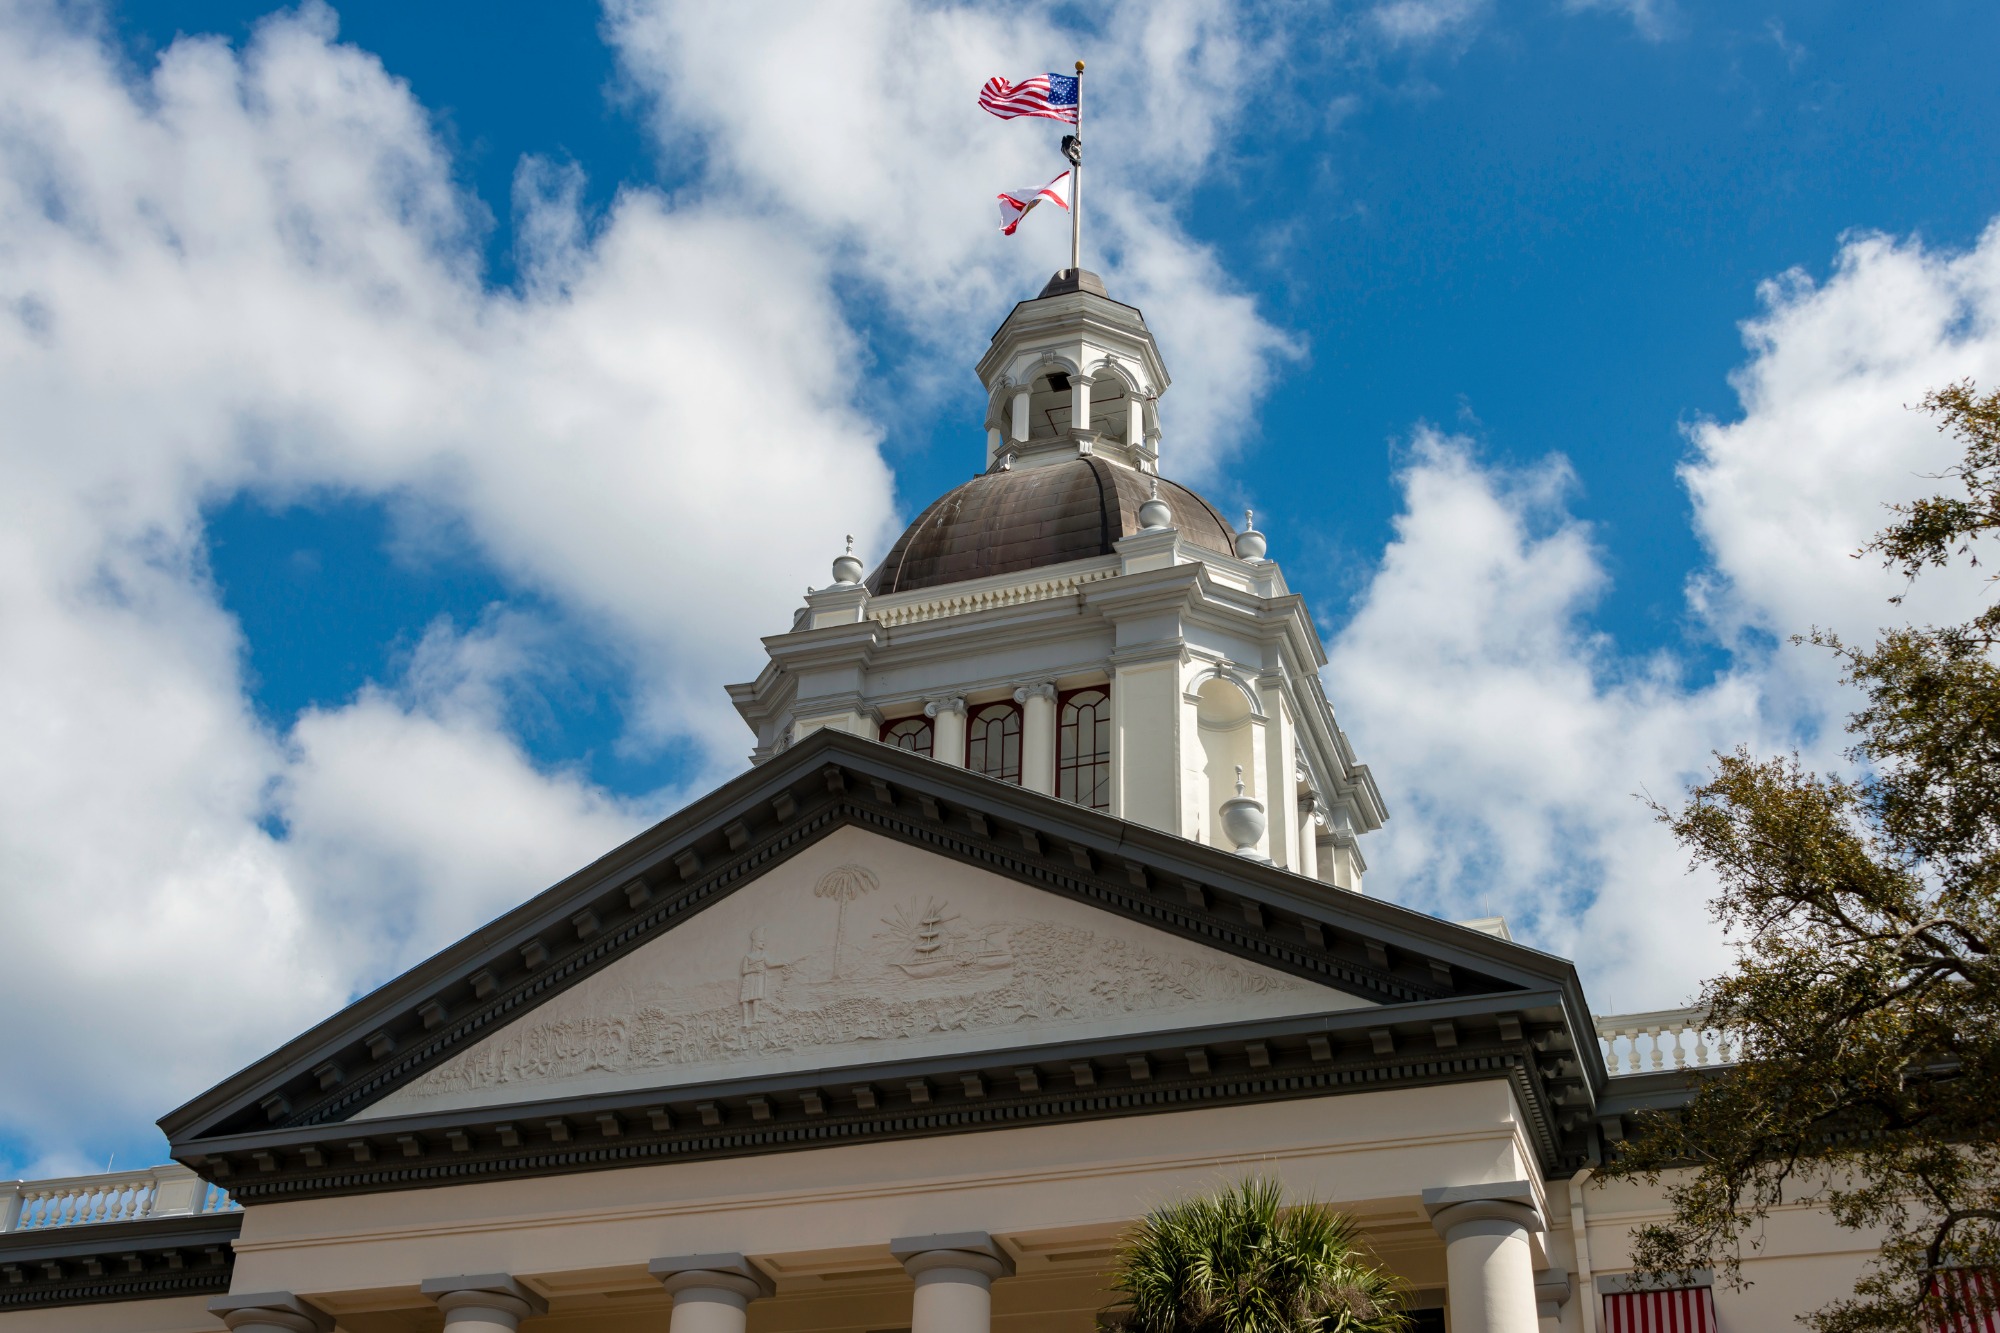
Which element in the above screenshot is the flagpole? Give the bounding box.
[1070,59,1084,274]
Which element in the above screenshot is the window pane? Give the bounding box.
[1057,688,1110,810]
[967,703,1021,784]
[881,716,933,756]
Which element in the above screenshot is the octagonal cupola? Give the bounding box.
[974,268,1168,474]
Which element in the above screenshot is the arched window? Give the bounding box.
[966,701,1022,784]
[880,716,933,756]
[1057,687,1112,810]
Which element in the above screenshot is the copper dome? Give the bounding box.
[866,458,1237,596]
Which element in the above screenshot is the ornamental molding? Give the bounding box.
[160,731,1602,1190]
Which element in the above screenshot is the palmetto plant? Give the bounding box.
[1102,1177,1409,1333]
[812,864,878,979]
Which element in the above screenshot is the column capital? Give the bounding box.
[208,1292,334,1333]
[924,695,967,718]
[1422,1180,1545,1239]
[890,1231,1015,1285]
[1012,681,1058,705]
[420,1274,548,1326]
[650,1253,774,1304]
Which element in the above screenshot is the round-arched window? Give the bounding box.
[966,701,1022,784]
[881,716,933,756]
[1057,687,1111,810]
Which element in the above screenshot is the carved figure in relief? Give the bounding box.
[387,868,1315,1108]
[739,927,787,1026]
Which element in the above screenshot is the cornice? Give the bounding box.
[180,992,1594,1207]
[162,733,1604,1176]
[0,1213,241,1311]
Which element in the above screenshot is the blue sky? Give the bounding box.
[4,0,1998,1177]
[167,0,2000,744]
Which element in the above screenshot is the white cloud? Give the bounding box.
[1560,0,1676,43]
[1328,221,2000,1012]
[1369,0,1489,47]
[0,0,1304,1173]
[601,0,1299,476]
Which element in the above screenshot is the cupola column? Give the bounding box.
[1070,377,1092,440]
[650,1255,773,1333]
[893,1234,1014,1333]
[1009,389,1031,443]
[925,697,968,766]
[1014,683,1058,794]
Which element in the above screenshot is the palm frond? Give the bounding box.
[1102,1176,1411,1333]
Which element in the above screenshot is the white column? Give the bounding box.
[1295,793,1321,879]
[650,1255,773,1333]
[421,1275,547,1332]
[1423,1184,1545,1333]
[926,696,967,766]
[1126,392,1144,450]
[1014,682,1057,795]
[1010,389,1031,442]
[892,1233,1014,1333]
[209,1293,334,1333]
[1071,376,1092,438]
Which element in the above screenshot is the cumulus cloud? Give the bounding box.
[1329,222,2000,1012]
[0,0,1304,1174]
[603,0,1299,475]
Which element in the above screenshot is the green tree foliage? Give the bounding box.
[1603,383,2000,1332]
[1100,1177,1409,1333]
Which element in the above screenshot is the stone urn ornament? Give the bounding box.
[1219,765,1268,859]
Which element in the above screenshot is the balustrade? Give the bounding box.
[0,1162,238,1232]
[1595,1007,1739,1074]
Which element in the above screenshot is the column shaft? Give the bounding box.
[893,1233,1012,1333]
[667,1285,750,1333]
[1426,1195,1544,1333]
[913,1266,995,1333]
[926,697,967,766]
[1015,683,1057,794]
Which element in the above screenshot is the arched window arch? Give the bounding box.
[1057,687,1112,810]
[966,701,1022,784]
[880,716,933,756]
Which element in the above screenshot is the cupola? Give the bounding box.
[726,272,1385,893]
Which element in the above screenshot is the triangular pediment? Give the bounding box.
[164,731,1603,1198]
[357,825,1364,1120]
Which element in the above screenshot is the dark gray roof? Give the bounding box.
[866,458,1236,596]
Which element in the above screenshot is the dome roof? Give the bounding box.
[866,458,1237,596]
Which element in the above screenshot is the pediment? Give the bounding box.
[357,826,1364,1119]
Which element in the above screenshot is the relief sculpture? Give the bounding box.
[373,841,1333,1114]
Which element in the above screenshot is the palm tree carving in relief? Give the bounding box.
[813,864,879,980]
[1102,1177,1409,1333]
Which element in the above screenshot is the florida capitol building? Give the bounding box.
[1,270,1878,1333]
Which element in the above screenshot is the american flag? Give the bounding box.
[977,72,1079,124]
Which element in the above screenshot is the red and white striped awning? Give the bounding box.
[1933,1269,2000,1333]
[1602,1286,1718,1332]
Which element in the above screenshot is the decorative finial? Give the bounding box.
[1235,508,1268,562]
[1218,764,1268,859]
[831,535,865,586]
[1138,476,1174,531]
